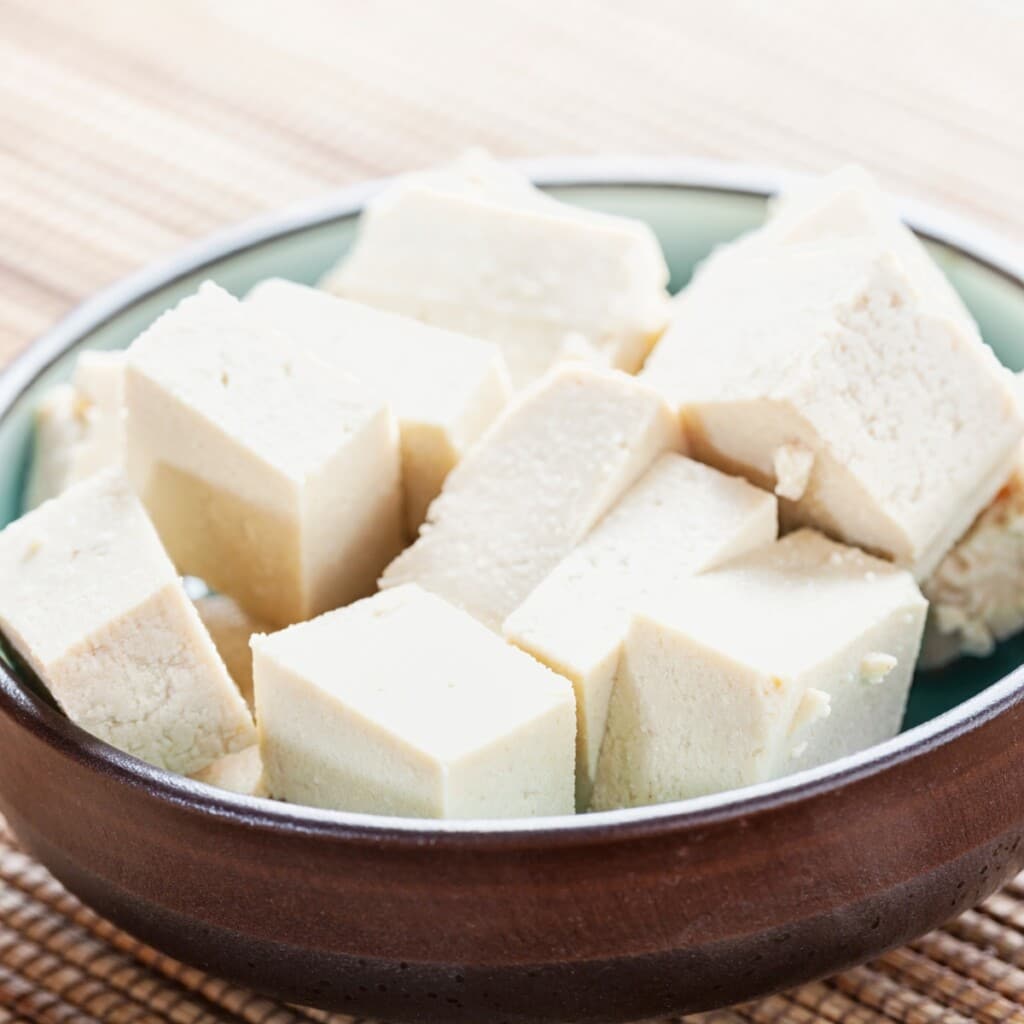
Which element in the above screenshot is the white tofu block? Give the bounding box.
[25,386,80,510]
[381,365,682,631]
[591,530,927,810]
[920,446,1024,668]
[191,746,267,797]
[245,278,512,532]
[0,471,255,774]
[194,594,267,709]
[125,282,405,627]
[767,167,971,322]
[25,351,126,509]
[504,454,777,806]
[691,167,969,328]
[642,239,1023,579]
[253,585,576,819]
[321,151,671,389]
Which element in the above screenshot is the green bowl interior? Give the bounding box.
[2,183,1024,732]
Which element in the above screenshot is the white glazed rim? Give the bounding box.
[2,155,1023,843]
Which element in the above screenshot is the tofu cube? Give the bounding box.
[504,454,777,806]
[591,530,927,810]
[125,282,405,626]
[26,385,81,510]
[0,471,255,774]
[642,238,1023,578]
[321,151,670,389]
[692,167,969,328]
[381,364,682,631]
[245,278,511,532]
[191,746,267,797]
[26,350,126,509]
[766,166,971,322]
[253,585,576,819]
[194,594,268,709]
[920,445,1024,668]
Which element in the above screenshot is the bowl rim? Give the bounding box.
[2,154,1024,847]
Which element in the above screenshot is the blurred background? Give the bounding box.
[1,0,1021,363]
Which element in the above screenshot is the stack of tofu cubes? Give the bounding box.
[3,154,1021,819]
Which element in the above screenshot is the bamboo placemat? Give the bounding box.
[1,1,1024,1020]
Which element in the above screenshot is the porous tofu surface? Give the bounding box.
[253,584,576,819]
[642,239,1024,578]
[322,151,670,389]
[25,350,126,509]
[504,453,777,806]
[381,364,682,630]
[245,278,511,531]
[0,471,255,774]
[194,594,267,708]
[921,448,1024,667]
[126,281,404,625]
[591,529,927,810]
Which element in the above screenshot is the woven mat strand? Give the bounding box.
[1,0,1024,1020]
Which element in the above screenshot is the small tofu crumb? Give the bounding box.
[773,441,815,501]
[860,651,898,685]
[789,687,832,733]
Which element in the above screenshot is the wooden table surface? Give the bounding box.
[1,1,1024,1021]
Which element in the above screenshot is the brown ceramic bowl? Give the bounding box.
[1,159,1024,1022]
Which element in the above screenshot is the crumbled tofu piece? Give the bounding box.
[253,585,576,819]
[642,239,1023,579]
[191,746,267,797]
[0,471,255,774]
[125,282,405,626]
[25,351,126,509]
[860,651,898,684]
[790,687,832,731]
[381,365,682,630]
[194,594,267,709]
[920,449,1024,668]
[245,278,511,532]
[504,454,777,806]
[321,151,670,389]
[773,440,815,501]
[591,530,927,810]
